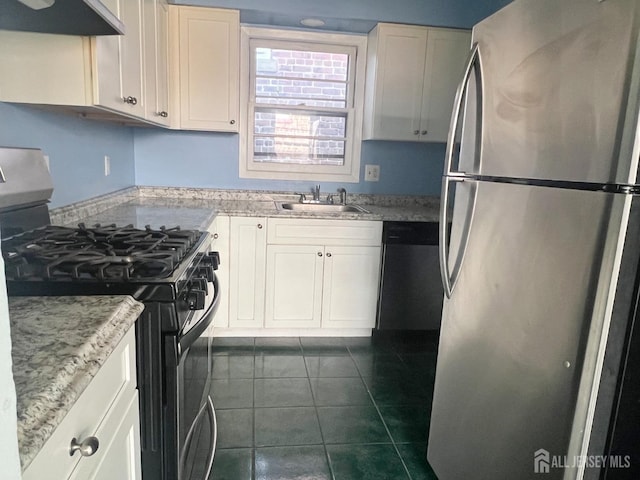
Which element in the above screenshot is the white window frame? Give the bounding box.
[239,26,367,183]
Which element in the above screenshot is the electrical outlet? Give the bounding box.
[365,164,380,182]
[104,155,111,176]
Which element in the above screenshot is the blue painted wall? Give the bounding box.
[134,130,445,196]
[0,103,135,207]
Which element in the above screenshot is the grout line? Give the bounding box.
[302,338,337,480]
[252,337,256,480]
[348,342,415,480]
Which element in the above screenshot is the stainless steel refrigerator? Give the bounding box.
[427,0,640,479]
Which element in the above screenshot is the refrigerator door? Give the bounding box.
[428,180,624,479]
[467,0,639,184]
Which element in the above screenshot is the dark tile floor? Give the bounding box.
[208,333,439,480]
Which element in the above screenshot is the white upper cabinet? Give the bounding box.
[143,0,170,126]
[93,0,145,117]
[0,0,170,125]
[169,6,239,132]
[363,23,471,142]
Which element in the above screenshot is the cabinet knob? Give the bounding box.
[257,223,263,229]
[326,252,332,257]
[69,436,99,457]
[124,96,138,105]
[317,252,323,257]
[230,119,236,125]
[213,233,219,239]
[413,130,420,135]
[421,130,428,135]
[159,111,168,118]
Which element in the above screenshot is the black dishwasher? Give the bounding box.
[376,221,443,330]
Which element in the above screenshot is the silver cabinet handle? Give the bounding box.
[230,119,236,125]
[326,252,332,258]
[257,223,263,229]
[421,130,428,135]
[317,252,323,257]
[159,111,168,118]
[413,130,420,135]
[69,436,99,457]
[213,233,219,239]
[124,96,138,105]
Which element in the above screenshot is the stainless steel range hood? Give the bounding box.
[0,0,125,36]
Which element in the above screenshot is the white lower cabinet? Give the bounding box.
[265,218,382,330]
[23,328,140,480]
[228,216,267,328]
[321,245,382,329]
[68,393,141,480]
[265,244,324,329]
[207,215,230,329]
[224,217,382,333]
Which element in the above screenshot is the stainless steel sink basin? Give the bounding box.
[275,201,370,213]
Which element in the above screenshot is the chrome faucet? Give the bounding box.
[312,184,321,202]
[337,187,347,205]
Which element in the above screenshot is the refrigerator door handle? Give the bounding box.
[444,42,481,176]
[439,176,478,298]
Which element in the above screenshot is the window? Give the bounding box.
[240,27,367,182]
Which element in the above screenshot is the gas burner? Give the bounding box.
[2,224,202,282]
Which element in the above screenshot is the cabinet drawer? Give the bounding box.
[68,391,141,480]
[267,218,382,246]
[23,328,137,480]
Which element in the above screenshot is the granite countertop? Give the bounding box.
[9,296,145,471]
[54,187,441,229]
[63,197,218,230]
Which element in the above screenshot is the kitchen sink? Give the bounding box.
[275,201,370,213]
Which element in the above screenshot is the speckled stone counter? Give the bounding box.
[51,187,441,228]
[9,296,145,471]
[63,197,217,230]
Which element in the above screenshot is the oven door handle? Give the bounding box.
[178,395,217,480]
[178,274,220,357]
[203,395,217,480]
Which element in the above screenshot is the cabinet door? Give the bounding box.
[208,215,230,329]
[365,24,427,141]
[228,217,266,328]
[265,245,324,329]
[68,392,142,480]
[143,0,170,125]
[321,246,381,329]
[175,7,239,131]
[419,28,471,142]
[94,0,144,117]
[155,1,170,123]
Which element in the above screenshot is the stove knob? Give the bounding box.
[206,251,220,270]
[187,289,206,310]
[197,266,214,282]
[191,278,208,294]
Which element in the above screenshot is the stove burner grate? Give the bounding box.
[2,224,202,282]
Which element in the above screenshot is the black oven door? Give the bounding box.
[177,276,220,480]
